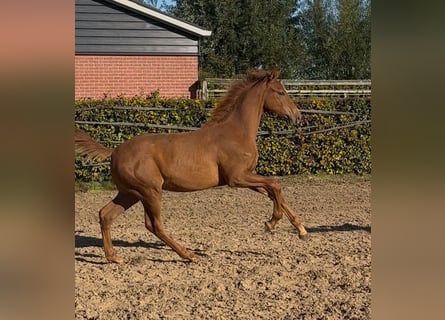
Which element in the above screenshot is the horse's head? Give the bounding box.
[263,69,301,125]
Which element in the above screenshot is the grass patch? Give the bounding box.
[75,181,116,193]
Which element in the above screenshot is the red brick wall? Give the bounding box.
[75,55,199,99]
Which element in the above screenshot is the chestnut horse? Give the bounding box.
[75,68,307,263]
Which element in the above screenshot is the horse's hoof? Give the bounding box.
[188,253,200,263]
[264,221,273,232]
[299,232,309,241]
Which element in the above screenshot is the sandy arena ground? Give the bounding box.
[75,175,371,319]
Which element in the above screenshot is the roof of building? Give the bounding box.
[105,0,211,37]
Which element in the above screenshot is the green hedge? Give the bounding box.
[257,98,371,175]
[75,94,370,182]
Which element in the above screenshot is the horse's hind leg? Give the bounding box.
[141,188,199,263]
[99,192,138,263]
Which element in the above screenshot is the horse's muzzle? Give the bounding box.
[289,111,302,125]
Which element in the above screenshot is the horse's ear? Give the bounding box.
[268,68,281,81]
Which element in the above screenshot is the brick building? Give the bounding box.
[75,0,211,99]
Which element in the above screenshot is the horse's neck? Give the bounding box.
[228,83,265,140]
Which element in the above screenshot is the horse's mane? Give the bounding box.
[203,69,269,127]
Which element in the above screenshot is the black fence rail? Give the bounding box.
[75,105,369,139]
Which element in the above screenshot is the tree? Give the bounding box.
[294,0,371,79]
[169,0,304,78]
[333,0,371,78]
[166,0,370,79]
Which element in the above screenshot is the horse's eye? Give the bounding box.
[279,91,286,96]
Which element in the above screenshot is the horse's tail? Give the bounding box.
[74,128,113,161]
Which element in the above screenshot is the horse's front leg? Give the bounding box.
[250,186,308,240]
[227,172,285,231]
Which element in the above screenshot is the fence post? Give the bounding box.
[202,80,208,101]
